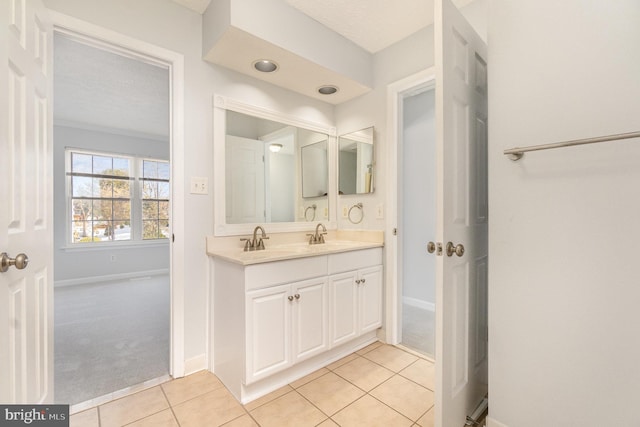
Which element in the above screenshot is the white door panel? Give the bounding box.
[1,0,53,404]
[435,0,488,425]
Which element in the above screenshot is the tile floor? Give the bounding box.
[70,342,438,427]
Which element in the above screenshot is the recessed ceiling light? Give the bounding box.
[269,143,283,153]
[253,59,278,73]
[318,85,338,95]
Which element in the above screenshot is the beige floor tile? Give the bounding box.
[173,387,246,427]
[362,345,418,372]
[325,353,360,371]
[332,395,413,427]
[244,385,293,411]
[370,375,434,422]
[289,368,330,389]
[355,341,383,355]
[70,408,99,427]
[333,356,394,391]
[99,387,169,427]
[399,358,435,390]
[126,409,178,427]
[297,372,365,416]
[249,390,327,427]
[161,370,224,406]
[221,414,259,427]
[317,419,339,426]
[416,406,435,427]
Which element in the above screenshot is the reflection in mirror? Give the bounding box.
[225,110,329,224]
[301,140,328,198]
[338,127,374,195]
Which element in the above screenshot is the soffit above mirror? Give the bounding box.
[202,0,373,105]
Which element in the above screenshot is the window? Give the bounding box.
[68,150,169,244]
[141,160,170,240]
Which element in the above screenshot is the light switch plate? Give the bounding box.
[376,203,384,219]
[190,177,208,195]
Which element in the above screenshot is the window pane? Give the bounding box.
[93,156,112,175]
[113,221,131,241]
[100,221,115,240]
[113,158,130,175]
[143,160,158,179]
[72,199,92,221]
[143,220,159,239]
[72,176,94,197]
[143,181,158,199]
[93,200,112,221]
[158,182,170,199]
[159,201,169,220]
[72,153,92,174]
[96,177,113,197]
[112,178,130,198]
[160,222,170,239]
[142,200,158,220]
[112,201,130,221]
[72,221,92,242]
[157,162,169,180]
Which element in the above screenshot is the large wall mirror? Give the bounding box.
[338,127,374,195]
[213,96,336,236]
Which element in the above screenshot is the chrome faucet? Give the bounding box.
[307,223,327,245]
[240,225,269,251]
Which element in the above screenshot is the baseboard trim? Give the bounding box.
[403,296,435,312]
[54,269,170,288]
[486,416,509,427]
[184,354,207,376]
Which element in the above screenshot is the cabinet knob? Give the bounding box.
[355,279,361,284]
[361,278,366,284]
[294,294,300,300]
[288,295,294,302]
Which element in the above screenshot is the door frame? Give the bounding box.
[49,12,186,378]
[384,68,436,346]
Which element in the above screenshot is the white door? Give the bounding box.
[292,278,327,362]
[245,284,291,383]
[358,266,383,334]
[435,0,488,425]
[0,0,53,404]
[328,272,358,346]
[225,135,266,224]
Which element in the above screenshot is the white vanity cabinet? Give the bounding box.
[246,276,328,384]
[328,249,383,347]
[211,245,382,404]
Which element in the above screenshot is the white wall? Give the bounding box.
[401,90,436,304]
[43,0,334,366]
[488,1,640,426]
[53,125,170,282]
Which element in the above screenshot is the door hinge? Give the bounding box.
[172,234,175,242]
[392,228,397,236]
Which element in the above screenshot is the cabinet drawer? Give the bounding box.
[328,248,382,274]
[245,256,328,291]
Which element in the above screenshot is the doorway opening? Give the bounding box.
[52,31,172,406]
[398,86,436,358]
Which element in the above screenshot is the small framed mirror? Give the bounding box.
[338,127,374,195]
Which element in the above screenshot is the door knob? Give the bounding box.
[1,252,29,273]
[427,242,436,253]
[446,242,464,257]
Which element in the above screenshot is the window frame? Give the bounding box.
[65,148,170,247]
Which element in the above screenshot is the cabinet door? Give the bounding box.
[292,278,328,362]
[359,266,383,334]
[329,272,358,346]
[246,284,291,383]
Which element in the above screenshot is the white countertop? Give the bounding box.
[206,230,384,266]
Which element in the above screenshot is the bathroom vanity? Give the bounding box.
[207,231,383,403]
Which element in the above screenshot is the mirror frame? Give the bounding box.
[338,126,375,195]
[213,95,337,236]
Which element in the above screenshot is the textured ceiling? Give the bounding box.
[172,0,475,53]
[54,34,170,139]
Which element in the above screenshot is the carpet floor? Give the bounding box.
[54,275,170,405]
[401,303,435,358]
